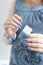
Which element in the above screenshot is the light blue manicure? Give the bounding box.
[18,25,21,29]
[21,19,23,22]
[20,22,22,26]
[17,27,19,31]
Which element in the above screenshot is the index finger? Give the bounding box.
[29,33,43,38]
[14,14,22,21]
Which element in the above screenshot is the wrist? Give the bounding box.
[4,33,16,43]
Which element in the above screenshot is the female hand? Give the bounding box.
[4,14,22,37]
[26,33,43,52]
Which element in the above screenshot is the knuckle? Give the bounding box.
[36,38,39,42]
[32,38,35,42]
[10,20,13,24]
[14,14,21,19]
[12,16,20,24]
[12,16,15,20]
[15,24,18,27]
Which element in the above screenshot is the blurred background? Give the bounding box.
[0,0,15,61]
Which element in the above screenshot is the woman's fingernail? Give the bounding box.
[21,19,23,22]
[20,22,22,26]
[17,27,19,30]
[18,25,21,29]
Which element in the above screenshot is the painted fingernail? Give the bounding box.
[18,25,21,29]
[21,19,23,22]
[17,27,19,30]
[20,22,22,26]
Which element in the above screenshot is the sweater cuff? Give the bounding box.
[4,33,16,43]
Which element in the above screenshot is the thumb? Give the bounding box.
[6,28,14,37]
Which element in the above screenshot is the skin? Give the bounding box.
[24,0,42,7]
[4,14,22,37]
[26,33,43,52]
[4,0,43,52]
